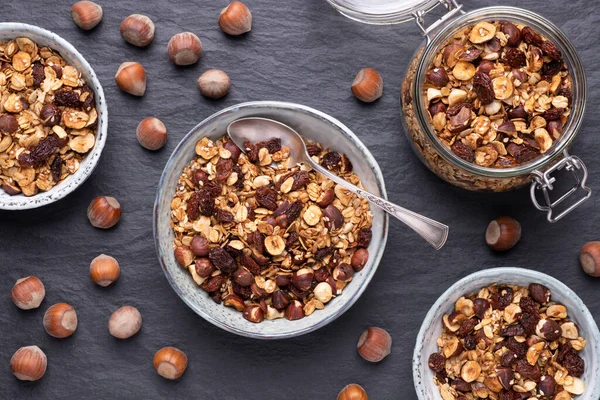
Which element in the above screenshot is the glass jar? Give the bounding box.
[327,0,592,222]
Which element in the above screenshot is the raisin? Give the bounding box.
[232,164,244,189]
[306,143,321,156]
[541,40,562,61]
[314,246,335,261]
[557,342,572,363]
[225,242,242,258]
[563,352,584,377]
[215,158,233,182]
[501,324,526,337]
[32,62,45,87]
[257,138,281,154]
[504,48,526,68]
[519,296,538,314]
[428,353,445,373]
[50,156,62,183]
[446,102,473,117]
[256,186,278,211]
[211,292,222,304]
[204,181,222,198]
[232,281,252,300]
[273,201,291,217]
[340,154,353,173]
[247,232,265,254]
[197,187,215,216]
[291,170,310,190]
[556,87,572,105]
[452,141,475,163]
[495,156,517,168]
[541,60,563,79]
[313,267,329,282]
[490,286,513,310]
[474,298,491,319]
[457,318,477,337]
[285,200,303,223]
[357,228,372,247]
[473,70,494,105]
[186,191,202,220]
[499,390,516,400]
[515,360,541,381]
[215,208,234,224]
[285,231,298,248]
[501,350,518,367]
[200,275,227,293]
[506,143,539,164]
[18,134,59,168]
[244,140,259,163]
[80,85,95,109]
[543,108,563,121]
[240,254,260,275]
[521,26,543,46]
[322,151,342,172]
[520,312,540,335]
[463,335,477,350]
[505,337,527,358]
[53,89,80,107]
[209,247,237,274]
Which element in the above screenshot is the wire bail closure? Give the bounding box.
[530,151,591,223]
[413,0,464,44]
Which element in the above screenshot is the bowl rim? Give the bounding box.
[412,267,600,399]
[153,100,389,339]
[0,22,108,210]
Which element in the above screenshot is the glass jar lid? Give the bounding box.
[326,0,443,24]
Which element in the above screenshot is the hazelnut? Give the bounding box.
[10,346,47,381]
[502,22,521,47]
[303,204,322,226]
[265,305,285,320]
[322,204,343,230]
[218,1,252,36]
[272,290,290,310]
[313,281,333,303]
[108,306,142,339]
[242,304,264,323]
[350,248,369,272]
[89,254,120,287]
[194,258,214,278]
[443,44,465,68]
[426,67,449,87]
[71,1,103,30]
[190,236,210,256]
[291,268,314,291]
[11,276,45,310]
[453,61,476,81]
[223,140,241,162]
[469,22,496,44]
[316,189,335,207]
[43,303,77,338]
[337,384,368,400]
[496,367,514,390]
[136,117,167,150]
[442,336,463,358]
[197,69,231,99]
[233,267,253,287]
[580,241,600,277]
[461,360,482,383]
[485,216,521,251]
[561,321,579,339]
[528,283,551,304]
[535,318,561,341]
[285,300,304,321]
[87,196,122,229]
[0,114,18,133]
[539,374,556,397]
[167,32,202,66]
[351,68,383,103]
[455,297,475,317]
[115,62,146,96]
[333,263,353,282]
[120,14,155,47]
[357,327,392,363]
[223,294,245,312]
[264,234,285,256]
[174,246,194,267]
[39,104,61,126]
[153,347,187,380]
[546,304,567,319]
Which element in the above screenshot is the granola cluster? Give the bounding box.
[0,37,97,197]
[428,283,586,400]
[425,21,572,169]
[170,135,373,323]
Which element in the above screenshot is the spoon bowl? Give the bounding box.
[227,117,449,249]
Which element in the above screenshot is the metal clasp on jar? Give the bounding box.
[530,151,592,223]
[413,0,465,44]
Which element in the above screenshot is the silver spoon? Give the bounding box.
[227,117,449,250]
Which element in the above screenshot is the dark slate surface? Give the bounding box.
[1,0,599,398]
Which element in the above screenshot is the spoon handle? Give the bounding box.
[310,163,449,250]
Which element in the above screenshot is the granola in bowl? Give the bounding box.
[169,135,373,323]
[429,283,587,400]
[0,37,98,197]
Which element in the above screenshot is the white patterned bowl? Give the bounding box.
[413,267,600,399]
[0,23,107,210]
[154,101,388,339]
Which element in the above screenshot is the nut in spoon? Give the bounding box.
[227,117,449,250]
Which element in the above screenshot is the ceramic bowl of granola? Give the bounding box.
[0,23,107,210]
[413,267,600,400]
[154,101,388,339]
